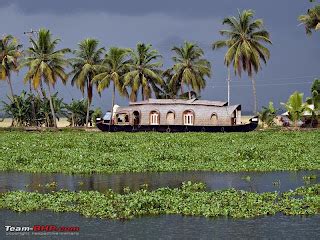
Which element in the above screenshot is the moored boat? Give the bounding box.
[96,98,259,132]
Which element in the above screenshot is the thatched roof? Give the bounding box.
[130,98,228,107]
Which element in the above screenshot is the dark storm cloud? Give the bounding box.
[0,0,318,112]
[0,0,307,20]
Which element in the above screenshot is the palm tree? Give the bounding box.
[212,9,272,113]
[22,28,70,128]
[92,47,129,123]
[70,38,104,127]
[282,91,311,128]
[0,34,23,99]
[299,5,320,35]
[169,42,211,100]
[123,43,163,101]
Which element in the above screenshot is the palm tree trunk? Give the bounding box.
[47,84,57,128]
[180,82,184,96]
[86,99,90,128]
[227,67,231,106]
[7,74,14,100]
[250,75,258,114]
[71,113,75,127]
[28,83,36,126]
[86,77,92,128]
[110,82,115,125]
[188,85,191,100]
[141,87,144,101]
[40,81,46,98]
[7,74,15,127]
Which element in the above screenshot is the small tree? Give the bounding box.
[258,102,278,127]
[281,91,311,128]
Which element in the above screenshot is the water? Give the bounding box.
[0,170,319,193]
[1,210,319,239]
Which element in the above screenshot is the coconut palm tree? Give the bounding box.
[0,34,23,99]
[299,4,320,35]
[22,28,70,128]
[212,9,272,113]
[168,42,211,100]
[123,43,163,101]
[70,38,104,127]
[92,47,130,123]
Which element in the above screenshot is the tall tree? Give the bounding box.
[123,43,163,101]
[70,38,104,127]
[92,47,129,123]
[212,9,272,113]
[299,4,320,35]
[169,41,211,100]
[23,28,70,128]
[0,35,22,99]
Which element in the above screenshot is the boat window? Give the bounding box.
[166,111,175,125]
[150,111,160,125]
[116,113,129,125]
[183,110,194,126]
[211,113,218,125]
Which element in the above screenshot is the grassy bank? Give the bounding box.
[0,183,319,219]
[0,130,319,174]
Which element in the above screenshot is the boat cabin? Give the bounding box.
[112,98,242,126]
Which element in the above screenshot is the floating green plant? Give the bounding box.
[0,183,319,220]
[0,131,319,174]
[241,176,251,182]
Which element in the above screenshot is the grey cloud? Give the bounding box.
[0,0,307,21]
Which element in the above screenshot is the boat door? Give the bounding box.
[132,111,140,125]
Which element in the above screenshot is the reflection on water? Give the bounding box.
[0,170,319,193]
[1,210,319,239]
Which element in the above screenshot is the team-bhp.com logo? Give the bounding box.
[5,225,80,236]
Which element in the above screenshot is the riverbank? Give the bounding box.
[0,183,319,219]
[0,131,319,174]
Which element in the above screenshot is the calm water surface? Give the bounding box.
[1,210,319,239]
[0,170,319,193]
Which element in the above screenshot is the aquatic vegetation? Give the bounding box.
[273,180,281,186]
[303,175,317,181]
[0,131,319,174]
[241,176,251,182]
[0,183,319,220]
[44,182,57,188]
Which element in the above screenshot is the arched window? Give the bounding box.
[211,113,218,125]
[150,111,160,125]
[183,110,194,125]
[166,111,175,125]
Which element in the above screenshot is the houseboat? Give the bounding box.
[95,98,258,132]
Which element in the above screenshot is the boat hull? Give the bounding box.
[96,118,258,133]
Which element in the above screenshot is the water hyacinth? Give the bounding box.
[0,131,319,174]
[0,183,319,220]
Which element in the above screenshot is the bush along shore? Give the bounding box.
[0,131,319,174]
[0,182,319,220]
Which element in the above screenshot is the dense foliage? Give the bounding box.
[258,102,278,127]
[0,183,319,219]
[2,91,65,127]
[0,131,318,174]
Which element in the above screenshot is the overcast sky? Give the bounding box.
[0,0,319,112]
